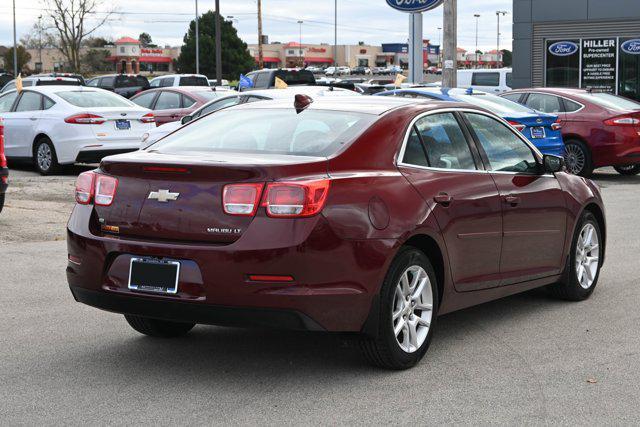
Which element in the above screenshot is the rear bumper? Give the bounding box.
[75,149,138,164]
[69,286,325,331]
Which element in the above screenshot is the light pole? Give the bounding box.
[195,0,200,74]
[496,11,508,68]
[215,0,222,83]
[474,14,480,69]
[257,0,264,69]
[298,20,304,67]
[334,0,337,66]
[12,0,18,76]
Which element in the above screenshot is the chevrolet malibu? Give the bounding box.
[67,96,606,369]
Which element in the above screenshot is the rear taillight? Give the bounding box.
[551,122,562,131]
[65,114,106,125]
[262,179,330,218]
[140,113,155,124]
[0,117,6,169]
[222,183,264,216]
[75,171,95,204]
[604,116,640,126]
[508,121,526,132]
[74,171,118,206]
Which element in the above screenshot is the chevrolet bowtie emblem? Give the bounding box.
[148,189,180,202]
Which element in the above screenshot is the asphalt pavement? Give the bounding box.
[1,166,639,425]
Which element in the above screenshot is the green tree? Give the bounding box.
[81,48,111,73]
[139,32,155,48]
[3,46,32,74]
[501,49,512,67]
[177,11,254,80]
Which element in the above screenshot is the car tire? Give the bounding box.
[564,139,593,177]
[548,211,603,301]
[614,165,640,176]
[124,315,195,338]
[33,137,61,176]
[360,247,439,370]
[0,193,4,213]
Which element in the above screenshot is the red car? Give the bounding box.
[502,88,640,176]
[67,96,606,369]
[130,87,231,126]
[0,117,7,212]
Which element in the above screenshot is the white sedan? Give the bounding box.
[0,86,154,174]
[142,86,361,146]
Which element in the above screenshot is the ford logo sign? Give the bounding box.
[548,41,579,57]
[621,39,640,55]
[386,0,444,13]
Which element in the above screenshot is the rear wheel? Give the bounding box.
[360,247,438,370]
[124,315,195,338]
[614,165,640,176]
[34,137,60,175]
[564,139,593,177]
[548,211,602,301]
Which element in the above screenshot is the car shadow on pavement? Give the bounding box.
[62,287,564,381]
[8,161,96,176]
[591,170,640,184]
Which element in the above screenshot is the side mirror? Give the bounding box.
[543,154,564,174]
[181,115,193,125]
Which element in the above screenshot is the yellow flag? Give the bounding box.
[394,73,407,88]
[15,73,23,93]
[274,76,288,89]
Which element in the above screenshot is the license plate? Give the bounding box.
[115,119,131,130]
[531,126,546,139]
[128,258,180,294]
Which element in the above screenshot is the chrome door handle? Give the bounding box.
[434,193,453,206]
[504,195,521,206]
[29,117,37,121]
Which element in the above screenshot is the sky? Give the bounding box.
[0,0,513,52]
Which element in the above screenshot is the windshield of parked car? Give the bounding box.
[150,108,376,157]
[179,76,209,87]
[578,92,640,111]
[56,90,134,108]
[36,79,81,87]
[453,92,533,115]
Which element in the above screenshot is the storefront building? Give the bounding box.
[513,0,640,99]
[247,42,384,69]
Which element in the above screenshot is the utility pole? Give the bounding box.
[257,0,264,69]
[334,0,338,66]
[195,0,200,74]
[437,26,442,68]
[442,0,457,88]
[38,15,43,69]
[496,11,508,68]
[215,0,222,83]
[298,20,304,67]
[474,14,480,69]
[12,0,18,76]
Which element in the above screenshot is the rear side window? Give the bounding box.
[100,76,115,87]
[179,76,209,86]
[154,91,181,110]
[159,77,174,87]
[43,97,55,110]
[525,93,562,113]
[506,72,513,88]
[415,113,476,170]
[501,93,522,103]
[402,128,430,167]
[56,91,133,108]
[472,72,500,87]
[0,92,18,112]
[15,92,43,112]
[131,91,157,109]
[152,109,376,157]
[564,99,583,112]
[182,95,197,108]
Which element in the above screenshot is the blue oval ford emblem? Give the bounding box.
[621,39,640,55]
[386,0,444,13]
[548,41,579,57]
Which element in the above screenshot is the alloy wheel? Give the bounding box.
[37,143,52,172]
[564,144,585,175]
[575,223,600,290]
[392,265,433,353]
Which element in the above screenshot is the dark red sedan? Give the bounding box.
[502,88,640,176]
[130,87,231,126]
[67,97,606,369]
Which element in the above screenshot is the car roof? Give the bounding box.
[150,74,208,80]
[247,86,360,98]
[141,86,230,94]
[11,85,111,95]
[507,87,589,96]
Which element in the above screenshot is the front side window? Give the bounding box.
[506,72,513,88]
[253,73,270,88]
[465,113,538,174]
[160,77,174,87]
[472,72,500,87]
[100,76,115,87]
[86,79,99,87]
[525,93,563,113]
[154,91,182,110]
[198,96,242,117]
[15,92,43,112]
[0,91,19,112]
[182,95,196,108]
[414,113,476,170]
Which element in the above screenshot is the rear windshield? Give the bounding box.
[56,90,134,108]
[193,91,223,101]
[274,70,316,86]
[577,92,640,111]
[179,76,209,87]
[36,80,81,87]
[455,93,533,115]
[116,75,149,88]
[150,108,375,157]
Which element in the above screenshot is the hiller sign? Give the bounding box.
[386,0,443,13]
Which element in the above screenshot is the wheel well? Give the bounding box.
[583,203,606,259]
[564,134,590,150]
[32,134,50,156]
[403,234,445,307]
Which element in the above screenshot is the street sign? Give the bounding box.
[386,0,444,13]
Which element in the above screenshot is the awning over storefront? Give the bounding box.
[140,57,172,63]
[254,56,281,63]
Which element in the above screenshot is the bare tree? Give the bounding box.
[42,0,113,72]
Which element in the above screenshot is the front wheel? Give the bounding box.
[34,138,60,175]
[614,165,640,176]
[124,315,195,338]
[548,211,603,301]
[360,247,438,369]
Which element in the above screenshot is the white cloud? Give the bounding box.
[0,0,513,52]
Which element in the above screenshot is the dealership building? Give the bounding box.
[513,0,640,100]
